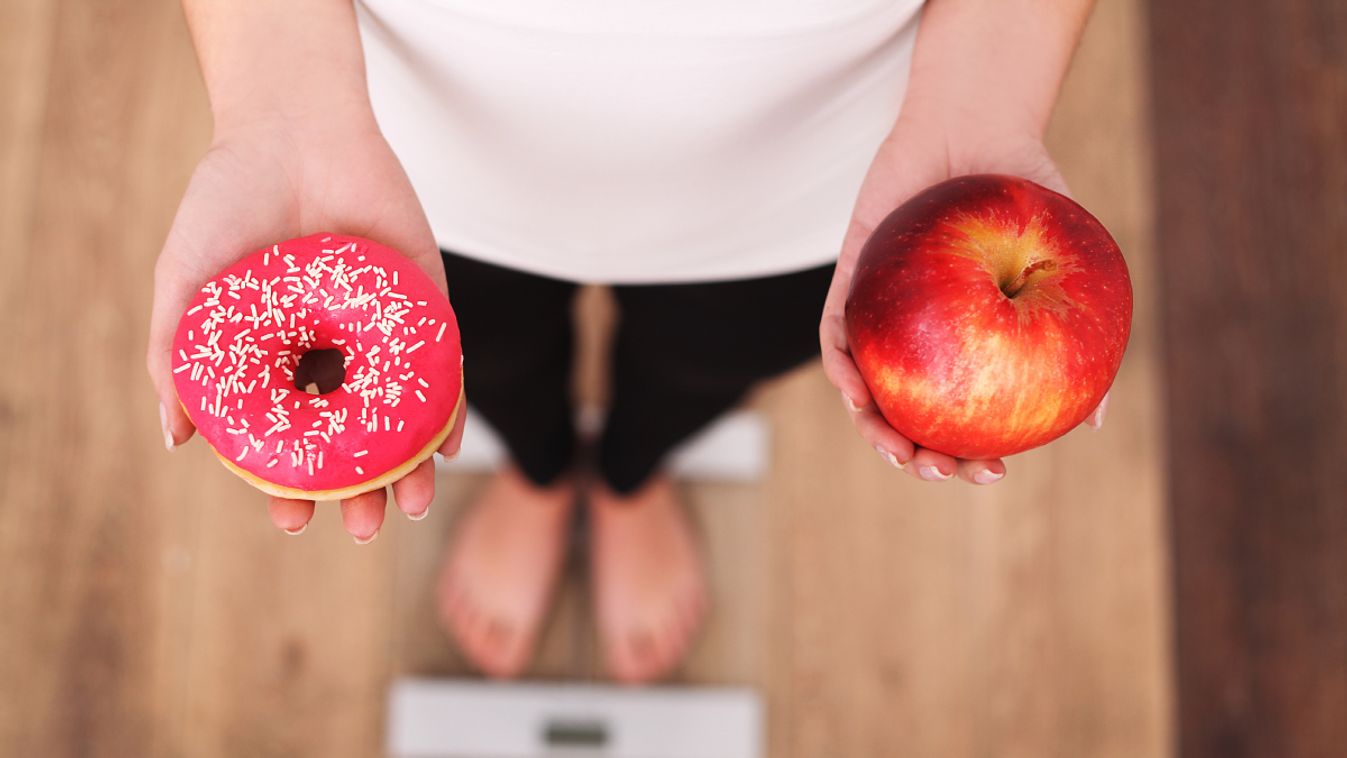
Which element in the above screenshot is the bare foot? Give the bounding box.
[588,474,709,684]
[437,465,575,678]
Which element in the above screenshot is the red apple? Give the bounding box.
[844,174,1132,460]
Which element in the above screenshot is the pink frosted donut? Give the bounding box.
[171,233,463,500]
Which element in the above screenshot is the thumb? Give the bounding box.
[147,251,197,450]
[341,140,448,297]
[144,151,292,450]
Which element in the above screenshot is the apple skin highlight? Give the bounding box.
[844,174,1133,460]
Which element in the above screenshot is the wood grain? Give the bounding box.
[0,1,1171,756]
[1148,1,1347,756]
[0,0,207,755]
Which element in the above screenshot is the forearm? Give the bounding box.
[183,0,373,132]
[902,0,1094,140]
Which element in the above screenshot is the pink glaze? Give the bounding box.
[171,233,462,492]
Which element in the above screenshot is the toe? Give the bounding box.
[613,629,662,684]
[651,615,687,674]
[479,617,530,680]
[447,586,480,647]
[435,573,464,634]
[606,632,639,684]
[676,590,706,646]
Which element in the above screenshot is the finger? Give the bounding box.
[849,406,916,468]
[332,149,449,297]
[147,159,287,451]
[956,458,1007,486]
[340,488,387,544]
[819,275,875,412]
[1084,391,1110,430]
[148,258,199,451]
[437,388,468,460]
[268,496,316,535]
[391,457,436,520]
[820,324,875,412]
[908,447,957,483]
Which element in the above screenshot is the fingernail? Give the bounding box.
[919,465,952,482]
[874,445,905,470]
[159,403,175,451]
[973,469,1004,485]
[407,506,430,522]
[1090,395,1110,430]
[841,393,861,413]
[354,530,380,545]
[283,523,308,536]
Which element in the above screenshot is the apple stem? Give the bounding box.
[1003,259,1057,298]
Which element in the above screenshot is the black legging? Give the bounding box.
[442,250,834,494]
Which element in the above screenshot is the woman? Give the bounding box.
[147,0,1108,683]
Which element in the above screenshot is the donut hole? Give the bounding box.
[294,348,347,395]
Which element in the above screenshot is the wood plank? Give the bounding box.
[0,0,207,755]
[1148,0,1347,755]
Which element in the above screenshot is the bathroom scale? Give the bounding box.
[386,678,763,758]
[437,407,768,482]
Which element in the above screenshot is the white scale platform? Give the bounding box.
[435,407,769,483]
[388,679,763,758]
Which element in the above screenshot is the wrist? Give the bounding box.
[889,105,1045,174]
[211,92,378,145]
[184,0,375,145]
[898,84,1047,148]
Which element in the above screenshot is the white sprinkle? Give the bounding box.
[355,466,365,476]
[407,340,424,354]
[354,450,368,458]
[435,323,447,342]
[415,390,427,403]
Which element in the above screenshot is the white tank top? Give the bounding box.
[357,0,922,283]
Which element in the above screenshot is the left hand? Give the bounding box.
[819,116,1109,485]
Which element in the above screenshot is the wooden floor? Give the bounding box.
[1150,1,1347,756]
[0,1,1171,756]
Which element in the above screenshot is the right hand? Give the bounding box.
[146,112,466,542]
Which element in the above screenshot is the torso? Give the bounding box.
[358,0,923,283]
